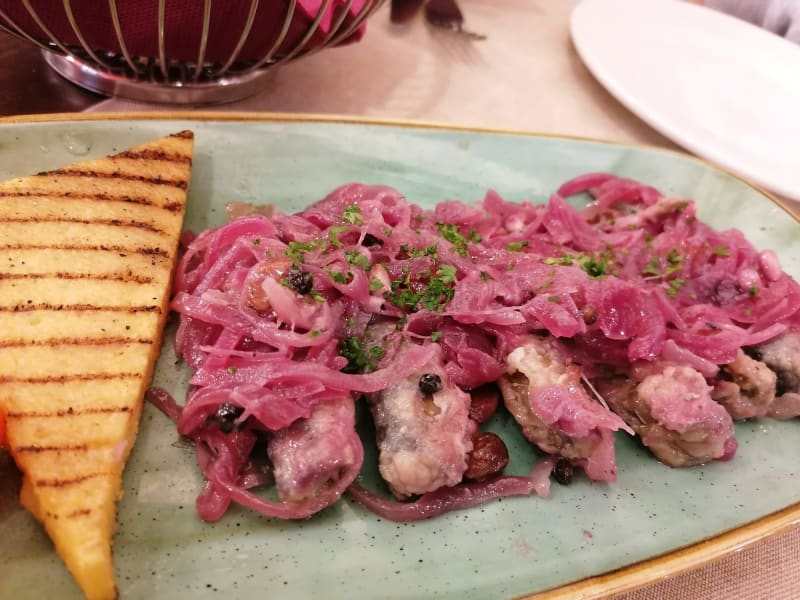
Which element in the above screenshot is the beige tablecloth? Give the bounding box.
[86,1,799,598]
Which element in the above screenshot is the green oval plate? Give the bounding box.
[0,114,798,600]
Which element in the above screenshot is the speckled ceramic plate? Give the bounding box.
[0,114,798,600]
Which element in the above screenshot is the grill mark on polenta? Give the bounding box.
[15,443,89,453]
[114,148,192,164]
[0,190,184,213]
[0,336,151,348]
[0,215,166,234]
[0,272,154,284]
[35,473,105,488]
[0,243,170,258]
[34,168,189,190]
[8,405,132,418]
[0,303,161,313]
[0,372,139,384]
[42,508,93,520]
[163,201,183,212]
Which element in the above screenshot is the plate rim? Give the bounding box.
[0,110,796,225]
[0,110,798,600]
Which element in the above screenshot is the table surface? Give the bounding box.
[0,1,798,599]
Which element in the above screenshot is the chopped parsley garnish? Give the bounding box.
[309,329,321,338]
[387,281,422,312]
[369,277,384,292]
[435,264,457,284]
[749,285,759,297]
[579,252,612,278]
[506,241,529,252]
[342,204,363,225]
[328,270,349,284]
[227,366,238,374]
[327,225,348,249]
[543,250,615,278]
[417,244,439,257]
[547,295,561,303]
[713,245,730,257]
[642,257,661,277]
[468,229,482,243]
[436,222,470,257]
[665,249,683,274]
[339,337,385,373]
[421,269,456,311]
[387,264,457,312]
[400,243,439,259]
[252,237,261,245]
[285,240,318,263]
[480,271,491,281]
[431,331,443,343]
[345,249,371,270]
[542,256,571,266]
[666,278,686,298]
[641,249,683,278]
[581,256,606,278]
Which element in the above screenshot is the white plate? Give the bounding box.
[570,0,800,200]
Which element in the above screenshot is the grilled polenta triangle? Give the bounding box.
[0,131,193,600]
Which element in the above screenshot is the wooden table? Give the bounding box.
[0,34,101,115]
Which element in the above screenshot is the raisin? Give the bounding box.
[244,258,292,312]
[553,458,574,485]
[362,233,383,247]
[469,384,499,423]
[284,268,313,295]
[465,433,509,481]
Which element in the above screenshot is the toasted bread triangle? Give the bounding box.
[0,131,193,600]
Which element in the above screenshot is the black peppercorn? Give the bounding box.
[553,458,574,485]
[214,402,244,433]
[418,373,442,395]
[284,268,313,295]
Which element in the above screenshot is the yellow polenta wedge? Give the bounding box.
[0,131,194,600]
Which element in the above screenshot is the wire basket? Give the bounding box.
[0,0,386,104]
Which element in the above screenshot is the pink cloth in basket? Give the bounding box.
[0,0,369,64]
